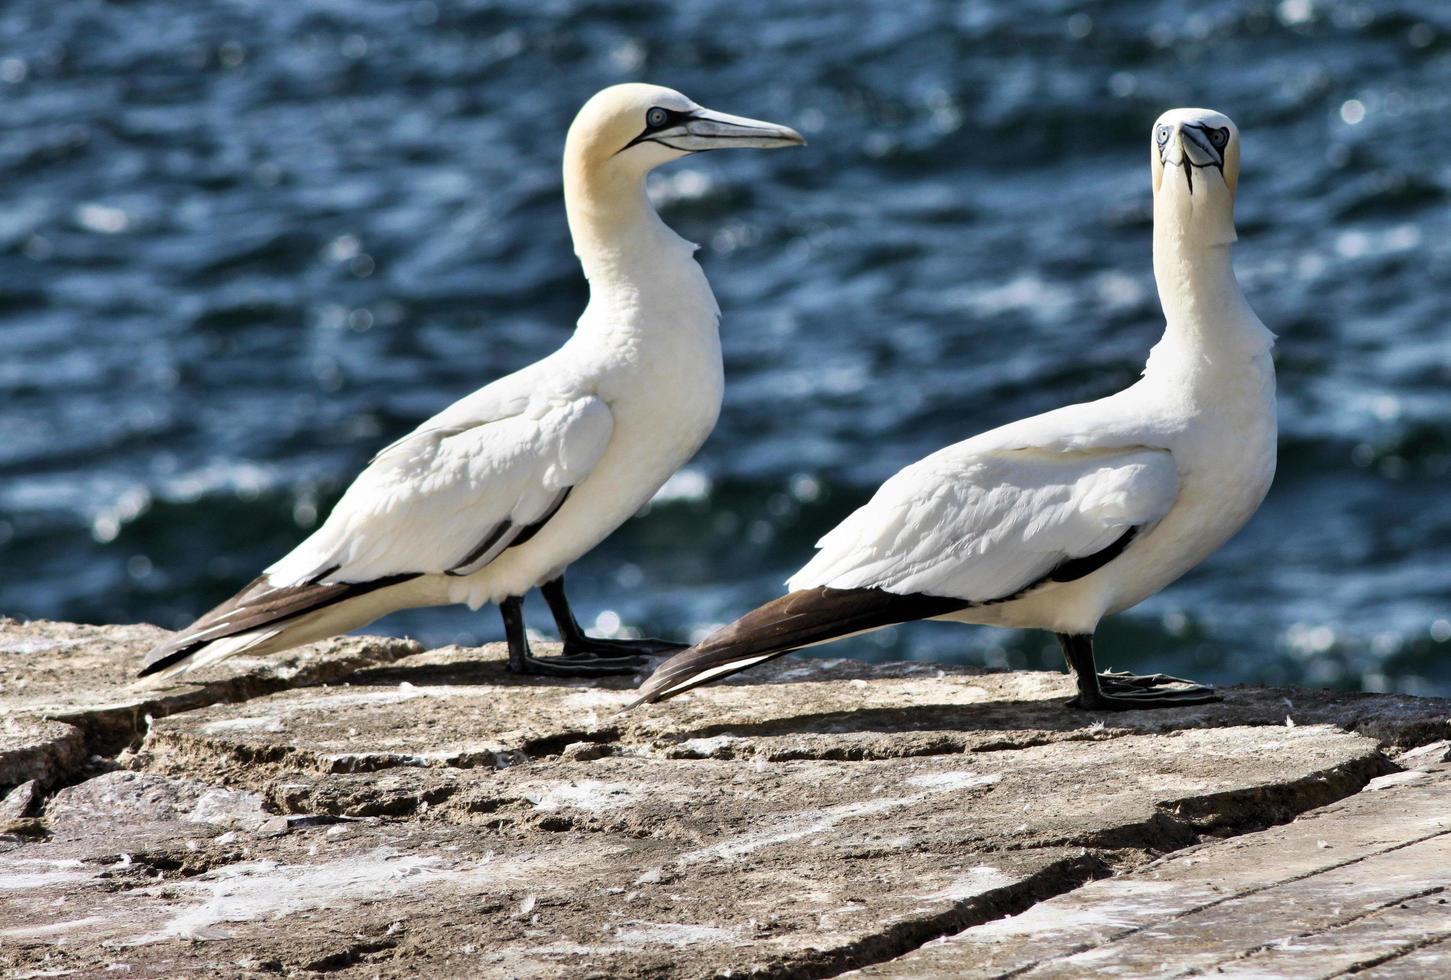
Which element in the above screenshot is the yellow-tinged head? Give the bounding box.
[564,83,804,189]
[1150,108,1241,247]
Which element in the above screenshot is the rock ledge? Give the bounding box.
[2,619,1448,978]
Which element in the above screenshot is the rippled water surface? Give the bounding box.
[2,0,1449,694]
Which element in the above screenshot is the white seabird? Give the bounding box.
[139,83,804,681]
[635,108,1276,711]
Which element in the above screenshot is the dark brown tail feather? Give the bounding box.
[137,573,417,677]
[629,587,968,706]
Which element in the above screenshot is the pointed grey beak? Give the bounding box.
[1179,125,1222,168]
[658,107,806,152]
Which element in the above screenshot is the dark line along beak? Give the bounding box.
[624,107,806,155]
[1174,125,1225,194]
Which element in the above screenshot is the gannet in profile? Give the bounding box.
[138,84,804,681]
[635,108,1276,711]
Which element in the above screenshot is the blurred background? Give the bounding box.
[1,0,1448,695]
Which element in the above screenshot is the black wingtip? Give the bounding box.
[133,571,420,680]
[629,638,746,706]
[630,587,971,704]
[624,671,676,709]
[136,640,196,679]
[627,669,700,708]
[627,648,719,707]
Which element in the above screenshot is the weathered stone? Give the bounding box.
[621,657,1451,759]
[46,770,270,835]
[0,780,41,821]
[1,722,1399,976]
[133,644,1451,793]
[1360,935,1451,979]
[0,766,1075,977]
[854,743,1451,979]
[5,627,1451,977]
[253,725,1393,847]
[130,644,633,785]
[0,718,85,794]
[0,618,422,760]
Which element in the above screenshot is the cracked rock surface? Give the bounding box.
[0,619,421,760]
[852,740,1451,979]
[2,619,1449,977]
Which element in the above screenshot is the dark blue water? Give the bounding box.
[2,0,1448,695]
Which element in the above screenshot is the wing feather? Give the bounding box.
[266,391,614,586]
[788,445,1179,601]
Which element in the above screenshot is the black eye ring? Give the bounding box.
[646,107,669,128]
[1156,124,1172,145]
[1208,127,1229,147]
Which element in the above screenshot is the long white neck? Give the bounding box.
[563,164,718,333]
[1147,212,1272,378]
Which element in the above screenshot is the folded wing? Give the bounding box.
[140,381,614,678]
[634,445,1178,703]
[266,392,614,586]
[789,446,1179,598]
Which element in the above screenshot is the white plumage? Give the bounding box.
[267,383,615,587]
[636,108,1277,710]
[791,445,1179,601]
[140,84,803,681]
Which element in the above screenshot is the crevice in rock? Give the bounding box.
[35,637,423,761]
[120,847,255,879]
[795,750,1403,978]
[1006,829,1451,980]
[515,728,622,760]
[137,726,622,792]
[269,780,462,819]
[1221,883,1449,975]
[300,937,402,972]
[1040,809,1202,854]
[762,851,1113,979]
[630,703,1451,767]
[1332,922,1451,977]
[1160,750,1398,837]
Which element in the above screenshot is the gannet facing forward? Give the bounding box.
[635,109,1276,711]
[139,84,804,681]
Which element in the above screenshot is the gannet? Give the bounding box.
[138,84,804,681]
[635,108,1276,711]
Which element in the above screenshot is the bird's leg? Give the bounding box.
[1057,632,1221,710]
[500,595,642,677]
[540,574,687,660]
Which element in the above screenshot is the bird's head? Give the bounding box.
[565,83,804,185]
[1150,108,1240,247]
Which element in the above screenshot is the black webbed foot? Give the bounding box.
[501,594,648,680]
[539,573,685,665]
[1069,674,1222,711]
[509,651,646,677]
[1058,633,1222,712]
[562,636,686,660]
[1096,669,1212,693]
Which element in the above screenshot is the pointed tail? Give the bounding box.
[630,586,968,706]
[138,573,417,680]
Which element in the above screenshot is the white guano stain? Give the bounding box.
[0,859,92,893]
[115,849,500,945]
[197,716,284,735]
[528,780,639,812]
[678,771,1002,865]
